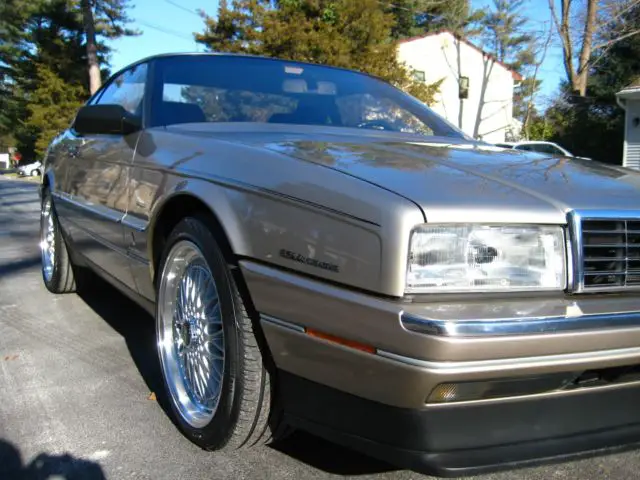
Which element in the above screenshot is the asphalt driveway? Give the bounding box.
[1,177,639,479]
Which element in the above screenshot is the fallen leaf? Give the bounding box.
[147,392,156,401]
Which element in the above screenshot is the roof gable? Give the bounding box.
[398,29,523,81]
[624,77,640,90]
[617,76,640,98]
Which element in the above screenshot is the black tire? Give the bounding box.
[40,190,77,294]
[156,216,287,450]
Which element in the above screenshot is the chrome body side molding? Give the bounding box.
[401,310,640,337]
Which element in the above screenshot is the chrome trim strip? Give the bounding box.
[52,191,123,223]
[62,216,132,259]
[260,314,306,333]
[121,213,148,232]
[126,247,150,266]
[377,345,640,372]
[401,310,640,337]
[567,209,583,292]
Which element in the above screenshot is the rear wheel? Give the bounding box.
[156,216,286,449]
[40,190,77,294]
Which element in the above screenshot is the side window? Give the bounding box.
[515,144,533,152]
[96,63,148,116]
[548,144,565,155]
[534,143,562,155]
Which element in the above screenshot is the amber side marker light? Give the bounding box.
[305,328,376,354]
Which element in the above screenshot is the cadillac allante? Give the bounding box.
[39,53,640,476]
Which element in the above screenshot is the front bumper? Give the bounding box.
[240,260,640,474]
[280,371,640,477]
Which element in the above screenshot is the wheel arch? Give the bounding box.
[147,185,249,283]
[148,185,275,368]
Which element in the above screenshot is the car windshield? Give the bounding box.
[151,55,465,139]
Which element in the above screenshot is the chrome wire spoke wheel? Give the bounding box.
[158,240,225,428]
[40,196,56,282]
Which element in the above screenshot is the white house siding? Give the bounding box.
[623,98,640,170]
[397,31,517,143]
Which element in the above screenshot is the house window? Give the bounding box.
[413,70,426,82]
[459,76,469,99]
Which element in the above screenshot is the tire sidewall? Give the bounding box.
[156,217,244,448]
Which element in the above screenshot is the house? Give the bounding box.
[0,152,9,170]
[397,30,523,143]
[616,78,640,170]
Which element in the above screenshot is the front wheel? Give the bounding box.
[40,190,77,293]
[156,216,284,450]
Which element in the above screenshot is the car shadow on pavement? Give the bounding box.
[270,431,399,476]
[0,257,42,278]
[0,198,40,207]
[75,274,177,424]
[77,273,398,477]
[0,439,106,480]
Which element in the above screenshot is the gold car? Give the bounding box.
[40,53,640,476]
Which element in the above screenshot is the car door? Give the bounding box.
[56,63,148,289]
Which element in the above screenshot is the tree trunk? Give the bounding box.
[575,0,598,96]
[550,0,598,97]
[456,38,464,130]
[473,56,493,139]
[82,0,101,95]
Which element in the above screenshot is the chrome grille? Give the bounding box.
[580,219,640,289]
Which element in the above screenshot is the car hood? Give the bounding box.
[260,137,640,224]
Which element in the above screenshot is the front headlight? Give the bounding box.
[406,224,565,293]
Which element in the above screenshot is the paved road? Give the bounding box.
[1,177,639,480]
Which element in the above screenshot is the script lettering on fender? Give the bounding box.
[279,249,340,273]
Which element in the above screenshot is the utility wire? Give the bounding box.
[162,0,202,18]
[137,19,195,42]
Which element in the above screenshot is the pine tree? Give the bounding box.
[196,0,441,104]
[386,0,473,39]
[478,0,542,134]
[480,0,532,67]
[0,0,136,158]
[27,64,86,155]
[0,0,87,159]
[75,0,138,94]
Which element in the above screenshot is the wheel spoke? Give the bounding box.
[157,240,225,428]
[40,197,57,282]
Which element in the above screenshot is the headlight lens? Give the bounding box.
[406,224,565,293]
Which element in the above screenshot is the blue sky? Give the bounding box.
[110,0,565,106]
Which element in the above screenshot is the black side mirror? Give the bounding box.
[73,104,142,136]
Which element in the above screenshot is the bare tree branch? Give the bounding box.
[550,0,577,89]
[524,20,554,139]
[592,27,640,51]
[550,0,640,96]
